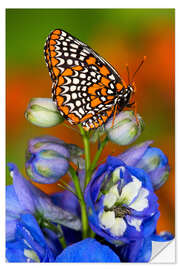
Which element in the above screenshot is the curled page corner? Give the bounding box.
[150,239,175,263]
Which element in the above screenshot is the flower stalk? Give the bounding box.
[91,136,109,172]
[69,165,89,239]
[78,125,91,188]
[41,219,67,249]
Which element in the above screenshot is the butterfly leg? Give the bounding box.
[126,101,135,107]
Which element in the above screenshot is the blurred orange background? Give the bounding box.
[6,9,175,235]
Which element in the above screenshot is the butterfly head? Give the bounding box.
[117,83,134,109]
[117,57,146,110]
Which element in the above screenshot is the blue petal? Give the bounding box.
[127,165,154,192]
[136,147,168,171]
[6,240,34,262]
[15,213,54,262]
[6,220,17,241]
[117,141,153,166]
[141,211,160,238]
[7,163,36,213]
[28,135,66,153]
[117,237,152,262]
[56,238,120,262]
[51,190,80,217]
[6,185,23,221]
[6,213,55,262]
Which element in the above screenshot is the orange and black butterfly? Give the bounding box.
[44,29,144,130]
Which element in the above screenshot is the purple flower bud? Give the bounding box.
[66,144,85,169]
[135,147,170,190]
[25,98,64,127]
[105,111,144,145]
[26,136,70,184]
[118,141,170,190]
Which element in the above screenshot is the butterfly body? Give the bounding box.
[44,29,134,130]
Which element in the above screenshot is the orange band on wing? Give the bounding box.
[80,113,93,122]
[116,83,123,92]
[68,114,80,123]
[51,58,59,66]
[50,51,57,57]
[53,67,60,77]
[86,56,96,65]
[53,29,61,35]
[56,87,62,95]
[62,68,73,76]
[88,83,102,96]
[72,65,83,71]
[51,34,59,40]
[91,98,102,107]
[101,77,110,87]
[49,39,56,45]
[60,106,69,115]
[58,76,64,85]
[56,96,64,106]
[99,65,110,76]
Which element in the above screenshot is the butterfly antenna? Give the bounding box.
[130,56,146,84]
[126,64,130,84]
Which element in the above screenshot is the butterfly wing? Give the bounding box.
[44,29,126,128]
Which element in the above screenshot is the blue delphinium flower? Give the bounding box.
[56,238,120,262]
[84,156,159,246]
[118,141,170,190]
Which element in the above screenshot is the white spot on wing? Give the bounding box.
[67,59,73,65]
[73,78,79,84]
[76,100,81,107]
[57,58,65,66]
[72,93,77,99]
[71,43,78,49]
[70,85,76,91]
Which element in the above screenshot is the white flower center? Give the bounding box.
[99,167,150,236]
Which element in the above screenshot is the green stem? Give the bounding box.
[89,227,96,238]
[91,136,108,172]
[79,125,91,188]
[57,225,67,249]
[42,220,67,249]
[77,126,109,239]
[69,165,89,239]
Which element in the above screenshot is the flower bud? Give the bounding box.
[105,111,144,145]
[118,141,170,190]
[66,144,85,169]
[25,136,70,184]
[89,126,106,143]
[25,98,64,128]
[135,147,170,190]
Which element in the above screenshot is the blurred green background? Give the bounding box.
[6,9,175,234]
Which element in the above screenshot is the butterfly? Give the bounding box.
[44,29,145,130]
